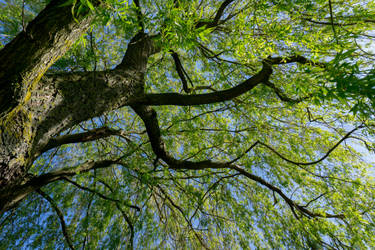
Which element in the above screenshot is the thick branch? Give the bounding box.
[116,32,160,71]
[171,51,193,93]
[40,127,127,154]
[0,160,116,213]
[133,55,323,106]
[0,0,95,115]
[133,61,272,106]
[132,105,344,219]
[0,31,158,188]
[265,55,326,68]
[196,0,235,29]
[213,0,235,24]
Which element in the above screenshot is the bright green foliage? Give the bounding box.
[0,0,48,46]
[1,0,375,249]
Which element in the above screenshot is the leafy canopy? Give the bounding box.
[1,0,375,249]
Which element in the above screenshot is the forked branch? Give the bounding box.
[132,105,344,219]
[134,55,323,106]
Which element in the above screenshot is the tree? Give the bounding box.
[0,0,374,248]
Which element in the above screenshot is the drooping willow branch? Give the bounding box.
[302,17,375,26]
[263,80,312,103]
[63,177,140,211]
[37,189,75,250]
[189,173,240,222]
[115,202,134,249]
[63,177,137,248]
[39,126,130,155]
[0,160,117,213]
[155,185,210,249]
[131,104,344,219]
[256,125,363,166]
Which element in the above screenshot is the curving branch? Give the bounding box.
[0,160,116,213]
[189,173,240,222]
[199,43,256,70]
[131,105,344,219]
[92,178,136,248]
[229,164,343,219]
[133,55,324,106]
[257,125,363,166]
[63,177,141,211]
[37,189,75,250]
[302,192,330,208]
[196,0,236,29]
[133,61,272,106]
[39,126,129,155]
[115,202,134,249]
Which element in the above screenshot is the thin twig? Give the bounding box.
[37,189,75,250]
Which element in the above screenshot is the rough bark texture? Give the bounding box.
[0,27,157,211]
[0,0,94,115]
[0,0,94,190]
[0,3,155,211]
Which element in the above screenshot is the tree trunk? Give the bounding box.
[0,21,157,211]
[0,0,94,187]
[0,0,94,115]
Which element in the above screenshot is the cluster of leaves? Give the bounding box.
[0,0,48,46]
[321,49,375,118]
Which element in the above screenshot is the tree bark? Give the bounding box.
[0,2,152,194]
[0,0,95,115]
[0,26,157,211]
[0,0,95,189]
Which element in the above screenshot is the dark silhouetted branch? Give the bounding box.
[134,56,323,106]
[131,105,345,219]
[40,127,128,155]
[171,51,193,93]
[257,125,363,166]
[37,189,75,250]
[196,0,235,29]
